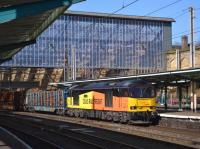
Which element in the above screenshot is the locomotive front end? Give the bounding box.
[128,84,159,124]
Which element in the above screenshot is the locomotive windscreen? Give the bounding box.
[129,86,155,98]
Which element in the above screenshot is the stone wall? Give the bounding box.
[166,49,200,71]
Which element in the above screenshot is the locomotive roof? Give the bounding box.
[72,80,149,91]
[115,80,147,87]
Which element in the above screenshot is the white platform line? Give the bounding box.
[160,114,200,120]
[0,127,32,149]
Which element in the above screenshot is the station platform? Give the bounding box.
[0,127,30,149]
[160,111,200,120]
[158,109,200,131]
[158,109,200,120]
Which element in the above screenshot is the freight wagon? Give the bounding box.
[25,90,66,115]
[0,90,25,111]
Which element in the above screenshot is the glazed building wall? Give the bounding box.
[1,14,172,78]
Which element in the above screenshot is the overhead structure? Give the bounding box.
[0,81,39,89]
[50,68,200,86]
[0,0,84,63]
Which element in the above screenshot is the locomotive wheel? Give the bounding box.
[101,112,106,120]
[113,112,120,122]
[79,111,84,118]
[74,110,79,117]
[120,112,129,123]
[106,113,112,121]
[120,117,127,123]
[68,109,74,117]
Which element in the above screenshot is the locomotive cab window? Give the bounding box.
[113,88,129,97]
[143,87,155,98]
[120,89,129,97]
[105,91,113,107]
[129,86,155,98]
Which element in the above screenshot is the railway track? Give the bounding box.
[0,113,141,149]
[9,111,200,149]
[1,124,62,149]
[0,117,104,149]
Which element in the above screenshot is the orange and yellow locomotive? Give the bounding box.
[66,80,158,124]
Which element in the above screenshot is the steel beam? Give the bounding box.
[0,39,36,52]
[0,81,40,89]
[0,39,36,63]
[0,0,84,23]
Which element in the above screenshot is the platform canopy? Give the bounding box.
[0,0,84,63]
[50,68,200,87]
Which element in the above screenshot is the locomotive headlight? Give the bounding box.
[150,106,156,109]
[130,106,137,110]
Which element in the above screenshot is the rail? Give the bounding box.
[0,113,142,149]
[9,111,200,149]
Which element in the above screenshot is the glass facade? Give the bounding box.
[66,15,166,70]
[2,16,66,68]
[1,12,172,78]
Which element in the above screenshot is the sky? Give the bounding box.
[69,0,200,44]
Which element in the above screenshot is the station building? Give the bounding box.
[1,11,174,83]
[166,35,200,70]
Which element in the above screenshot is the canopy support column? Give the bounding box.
[178,85,182,111]
[186,86,190,109]
[164,86,168,110]
[191,81,197,112]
